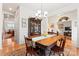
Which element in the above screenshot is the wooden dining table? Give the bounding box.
[36,35,64,46]
[27,34,64,56]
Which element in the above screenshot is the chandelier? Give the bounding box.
[35,10,48,18]
[35,4,48,19]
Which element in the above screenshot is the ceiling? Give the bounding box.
[3,3,19,14]
[23,3,70,13]
[2,3,71,15]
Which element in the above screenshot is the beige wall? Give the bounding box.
[0,3,3,48]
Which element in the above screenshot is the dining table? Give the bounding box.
[27,34,64,56]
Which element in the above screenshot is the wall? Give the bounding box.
[41,17,48,34]
[77,9,79,47]
[0,3,3,48]
[48,15,58,31]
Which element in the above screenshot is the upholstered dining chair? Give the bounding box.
[24,36,40,56]
[49,37,66,56]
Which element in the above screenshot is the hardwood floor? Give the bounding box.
[77,48,79,56]
[64,36,77,56]
[0,37,26,56]
[0,36,78,56]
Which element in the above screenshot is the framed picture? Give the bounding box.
[22,18,27,28]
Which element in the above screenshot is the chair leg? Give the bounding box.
[61,52,64,56]
[53,52,55,55]
[26,50,32,56]
[26,53,27,56]
[25,49,27,56]
[49,51,55,56]
[32,50,37,56]
[49,51,51,56]
[62,53,64,56]
[59,52,64,56]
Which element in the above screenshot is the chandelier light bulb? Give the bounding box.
[37,10,41,14]
[44,11,48,17]
[44,11,48,15]
[35,13,38,17]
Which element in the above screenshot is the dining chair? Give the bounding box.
[49,37,66,56]
[24,36,40,56]
[35,42,48,56]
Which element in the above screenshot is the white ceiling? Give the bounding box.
[3,3,19,14]
[23,3,70,13]
[2,3,71,15]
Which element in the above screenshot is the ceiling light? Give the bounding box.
[9,8,12,11]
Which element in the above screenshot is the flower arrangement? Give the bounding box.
[43,33,48,37]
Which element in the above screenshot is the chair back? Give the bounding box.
[59,38,66,51]
[24,36,33,47]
